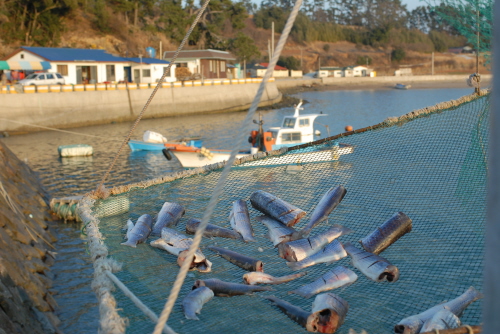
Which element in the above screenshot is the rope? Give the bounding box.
[0,117,114,139]
[95,0,212,196]
[104,271,176,334]
[151,0,304,332]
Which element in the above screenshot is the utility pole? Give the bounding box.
[431,52,434,75]
[159,41,162,60]
[300,48,303,70]
[271,21,275,60]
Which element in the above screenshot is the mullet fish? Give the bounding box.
[344,242,399,282]
[297,185,347,239]
[229,199,256,242]
[150,227,212,272]
[185,218,241,239]
[193,278,272,297]
[419,308,461,333]
[289,266,357,299]
[359,212,412,255]
[287,240,347,271]
[394,286,483,334]
[263,295,346,333]
[243,272,307,285]
[208,246,263,272]
[311,293,349,334]
[151,202,185,236]
[182,286,214,320]
[256,215,296,246]
[278,225,353,262]
[121,214,153,248]
[250,190,306,227]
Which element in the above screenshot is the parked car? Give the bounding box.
[18,72,65,86]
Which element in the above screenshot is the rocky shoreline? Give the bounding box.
[0,141,61,333]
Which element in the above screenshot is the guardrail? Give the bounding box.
[0,77,275,94]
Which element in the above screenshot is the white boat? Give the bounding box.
[165,101,354,168]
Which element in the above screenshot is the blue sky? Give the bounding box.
[404,0,425,10]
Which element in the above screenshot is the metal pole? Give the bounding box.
[431,52,434,75]
[483,1,500,332]
[272,21,275,60]
[476,0,481,93]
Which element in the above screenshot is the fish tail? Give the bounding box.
[466,286,484,301]
[120,240,137,248]
[184,311,200,320]
[332,224,354,236]
[288,289,309,298]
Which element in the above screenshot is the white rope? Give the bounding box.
[0,117,116,139]
[104,271,176,334]
[151,0,304,332]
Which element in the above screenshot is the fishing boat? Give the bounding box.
[128,130,202,152]
[395,83,411,90]
[164,101,354,168]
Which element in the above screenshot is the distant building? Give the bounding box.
[319,67,343,77]
[247,63,289,78]
[319,65,372,77]
[162,49,236,79]
[2,46,176,84]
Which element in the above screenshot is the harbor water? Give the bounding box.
[1,86,473,333]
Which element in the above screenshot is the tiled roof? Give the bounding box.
[259,63,288,70]
[19,46,127,62]
[162,49,236,61]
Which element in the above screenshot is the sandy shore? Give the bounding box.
[279,77,492,95]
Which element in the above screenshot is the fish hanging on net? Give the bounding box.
[229,199,256,242]
[182,286,214,321]
[343,242,399,283]
[289,266,358,299]
[193,278,273,297]
[151,202,185,236]
[121,214,153,248]
[185,218,242,239]
[250,190,306,227]
[286,239,347,271]
[256,215,297,247]
[243,272,307,285]
[208,246,263,272]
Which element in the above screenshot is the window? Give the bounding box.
[163,67,171,76]
[56,73,63,78]
[106,65,115,81]
[221,61,225,72]
[20,54,24,59]
[282,118,296,128]
[57,65,68,75]
[46,73,54,79]
[38,74,45,80]
[281,132,301,142]
[299,119,310,127]
[209,60,212,72]
[142,69,151,77]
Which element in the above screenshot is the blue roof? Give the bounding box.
[125,57,170,65]
[21,46,127,62]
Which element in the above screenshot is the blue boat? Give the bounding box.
[128,140,165,151]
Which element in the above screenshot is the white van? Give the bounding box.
[18,72,65,86]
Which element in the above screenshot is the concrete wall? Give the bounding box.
[0,82,282,132]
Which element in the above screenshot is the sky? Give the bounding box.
[404,0,425,11]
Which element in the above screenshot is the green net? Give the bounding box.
[86,92,489,333]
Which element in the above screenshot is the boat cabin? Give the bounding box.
[267,101,325,150]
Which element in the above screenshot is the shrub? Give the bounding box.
[391,48,406,62]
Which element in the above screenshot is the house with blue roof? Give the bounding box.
[3,47,176,84]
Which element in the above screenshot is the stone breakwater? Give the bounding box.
[0,140,61,333]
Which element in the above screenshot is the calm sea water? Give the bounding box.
[1,86,473,333]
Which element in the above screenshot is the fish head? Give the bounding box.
[379,264,400,282]
[306,310,339,333]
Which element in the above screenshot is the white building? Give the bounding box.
[162,49,236,79]
[2,47,176,84]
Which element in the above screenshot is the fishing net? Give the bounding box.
[80,91,489,333]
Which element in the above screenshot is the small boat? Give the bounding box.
[128,130,202,152]
[164,101,354,168]
[395,83,411,90]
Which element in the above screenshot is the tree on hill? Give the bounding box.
[230,32,261,77]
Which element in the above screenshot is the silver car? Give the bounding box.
[18,72,65,86]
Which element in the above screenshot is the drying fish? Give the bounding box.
[193,278,272,297]
[298,185,347,238]
[151,202,185,236]
[311,292,349,333]
[243,272,307,285]
[263,296,315,332]
[256,215,296,246]
[122,219,134,240]
[278,225,353,262]
[250,190,306,227]
[419,308,461,333]
[229,199,256,242]
[359,212,412,255]
[208,246,263,272]
[182,286,214,320]
[287,240,347,271]
[394,286,483,334]
[121,214,153,248]
[344,242,399,282]
[186,218,241,239]
[150,228,212,272]
[289,266,358,299]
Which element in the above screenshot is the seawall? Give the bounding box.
[0,140,60,333]
[0,82,282,133]
[274,74,493,89]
